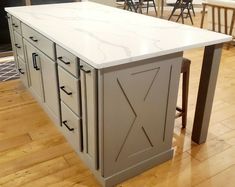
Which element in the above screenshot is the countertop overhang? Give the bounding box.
[5,2,232,69]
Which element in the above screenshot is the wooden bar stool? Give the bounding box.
[176,57,191,128]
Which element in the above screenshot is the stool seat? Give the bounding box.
[176,57,191,128]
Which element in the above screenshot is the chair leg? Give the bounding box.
[191,2,196,16]
[187,7,194,25]
[182,69,190,128]
[176,7,185,24]
[152,0,158,16]
[147,0,149,14]
[168,7,177,20]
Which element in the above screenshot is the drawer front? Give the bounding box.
[58,66,80,116]
[12,16,22,35]
[18,58,28,87]
[61,101,82,152]
[14,31,25,61]
[22,23,55,60]
[56,45,79,78]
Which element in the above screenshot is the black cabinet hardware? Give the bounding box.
[12,23,18,28]
[60,86,72,95]
[32,53,40,71]
[58,56,70,65]
[29,36,38,42]
[15,44,21,49]
[80,65,91,73]
[62,120,74,131]
[18,68,25,74]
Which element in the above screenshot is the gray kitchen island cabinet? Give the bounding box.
[5,2,231,187]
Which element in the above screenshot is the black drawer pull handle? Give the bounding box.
[60,86,72,95]
[29,36,38,42]
[62,120,74,131]
[32,53,40,71]
[58,57,70,65]
[15,44,21,49]
[12,23,18,28]
[80,65,91,73]
[18,68,25,74]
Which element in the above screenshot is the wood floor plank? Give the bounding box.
[0,143,72,178]
[28,122,61,140]
[195,165,235,187]
[0,134,32,152]
[63,152,83,166]
[186,137,231,161]
[0,103,51,140]
[23,164,91,187]
[0,135,66,164]
[0,156,69,187]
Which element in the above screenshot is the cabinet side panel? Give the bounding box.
[102,53,183,177]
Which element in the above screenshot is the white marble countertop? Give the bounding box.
[5,2,232,69]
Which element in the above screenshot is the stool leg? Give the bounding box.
[182,69,190,128]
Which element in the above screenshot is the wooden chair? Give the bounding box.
[200,2,235,48]
[176,58,191,128]
[168,0,195,25]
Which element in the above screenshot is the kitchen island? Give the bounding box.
[5,2,231,187]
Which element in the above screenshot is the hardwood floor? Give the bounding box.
[0,11,235,187]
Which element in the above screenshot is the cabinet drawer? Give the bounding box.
[12,16,22,35]
[18,58,28,87]
[61,101,82,152]
[14,31,25,61]
[56,45,79,78]
[58,66,81,116]
[22,23,55,60]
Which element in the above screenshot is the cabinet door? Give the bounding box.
[24,40,44,102]
[80,61,98,170]
[40,51,59,119]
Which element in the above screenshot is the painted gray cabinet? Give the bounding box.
[80,60,98,170]
[24,39,59,124]
[18,57,29,87]
[7,13,183,187]
[24,40,44,102]
[6,14,18,68]
[97,54,182,182]
[40,50,60,121]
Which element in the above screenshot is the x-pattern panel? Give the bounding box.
[103,61,174,176]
